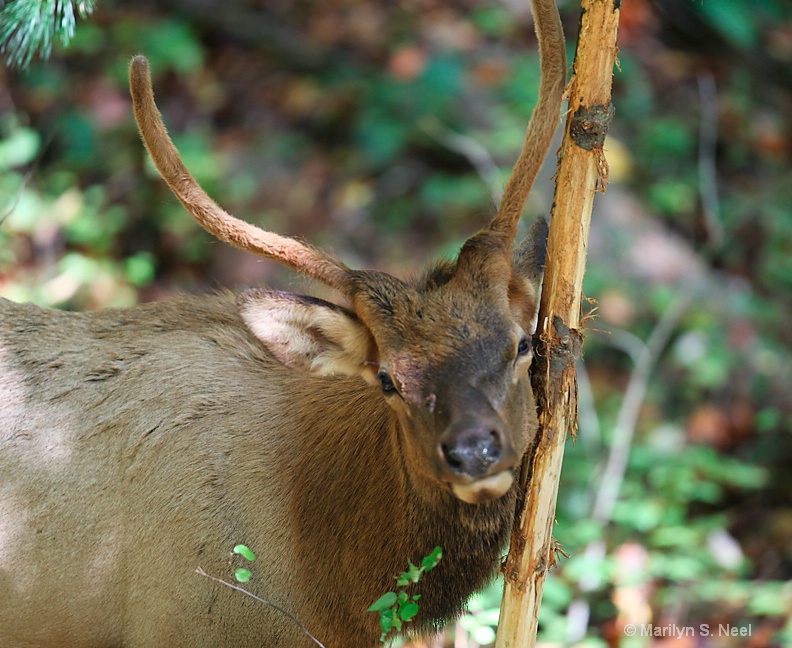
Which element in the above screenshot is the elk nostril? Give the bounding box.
[441,430,503,478]
[441,443,463,472]
[484,430,499,454]
[481,430,502,465]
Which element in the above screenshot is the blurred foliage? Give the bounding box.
[0,0,97,69]
[2,0,792,646]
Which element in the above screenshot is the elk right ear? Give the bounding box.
[239,289,375,379]
[509,217,549,329]
[512,217,548,286]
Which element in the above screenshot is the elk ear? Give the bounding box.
[509,217,548,328]
[239,289,375,378]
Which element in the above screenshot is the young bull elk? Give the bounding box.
[0,1,566,645]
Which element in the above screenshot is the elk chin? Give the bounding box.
[450,470,515,504]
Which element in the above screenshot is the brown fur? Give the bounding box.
[0,0,566,645]
[0,288,530,647]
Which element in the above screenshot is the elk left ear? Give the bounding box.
[239,289,375,378]
[509,217,548,327]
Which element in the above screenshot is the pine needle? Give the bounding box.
[0,0,97,69]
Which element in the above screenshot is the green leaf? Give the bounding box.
[398,600,420,622]
[746,582,791,616]
[421,546,443,572]
[0,126,41,170]
[356,107,408,167]
[471,5,512,37]
[124,252,156,288]
[699,0,757,48]
[134,19,204,75]
[367,591,398,613]
[472,624,497,645]
[406,559,423,583]
[233,544,256,562]
[648,179,696,216]
[234,568,252,583]
[378,607,394,635]
[419,173,489,214]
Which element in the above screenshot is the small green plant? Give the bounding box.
[197,543,327,647]
[232,543,256,583]
[367,546,442,643]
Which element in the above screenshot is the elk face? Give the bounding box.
[239,223,546,504]
[358,285,537,504]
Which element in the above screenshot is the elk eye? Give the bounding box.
[376,371,398,395]
[517,336,531,357]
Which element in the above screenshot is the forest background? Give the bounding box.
[1,0,791,646]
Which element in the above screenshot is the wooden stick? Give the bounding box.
[495,1,621,646]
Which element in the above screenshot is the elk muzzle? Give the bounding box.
[438,407,517,504]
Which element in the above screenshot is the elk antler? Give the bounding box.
[129,56,353,294]
[489,0,567,244]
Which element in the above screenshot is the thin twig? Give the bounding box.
[565,294,692,642]
[697,71,724,253]
[0,167,34,228]
[589,295,691,523]
[195,568,328,648]
[0,129,57,228]
[420,117,504,205]
[575,360,602,456]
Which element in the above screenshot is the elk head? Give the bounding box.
[128,1,565,505]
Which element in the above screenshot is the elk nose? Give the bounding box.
[440,427,503,479]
